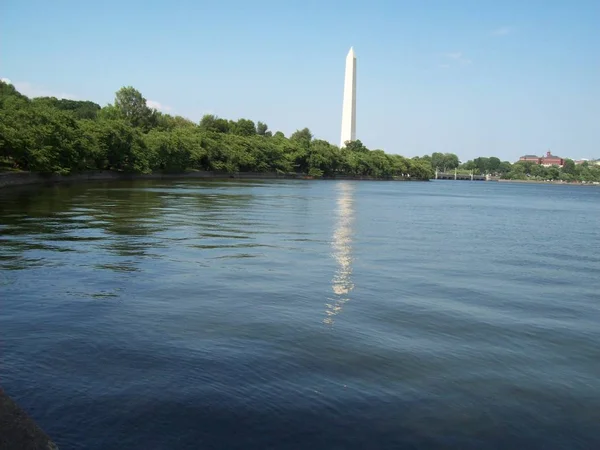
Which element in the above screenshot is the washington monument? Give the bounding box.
[340,47,356,148]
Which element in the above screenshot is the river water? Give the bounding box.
[1,179,599,449]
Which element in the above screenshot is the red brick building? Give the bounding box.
[519,151,564,167]
[541,151,564,166]
[519,154,541,163]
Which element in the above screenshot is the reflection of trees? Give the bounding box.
[0,181,164,271]
[324,182,355,325]
[0,180,258,272]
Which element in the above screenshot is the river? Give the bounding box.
[1,179,599,449]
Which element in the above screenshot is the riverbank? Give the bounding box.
[0,171,422,189]
[498,179,600,186]
[0,388,58,450]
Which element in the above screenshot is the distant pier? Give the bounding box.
[435,170,489,181]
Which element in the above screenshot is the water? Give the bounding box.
[1,179,599,450]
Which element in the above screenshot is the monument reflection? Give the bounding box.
[324,182,355,325]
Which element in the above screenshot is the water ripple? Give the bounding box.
[1,179,600,450]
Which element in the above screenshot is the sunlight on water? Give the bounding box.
[325,182,355,325]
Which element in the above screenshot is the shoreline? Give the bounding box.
[2,171,597,190]
[497,179,600,186]
[0,171,424,189]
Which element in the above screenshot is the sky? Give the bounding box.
[2,0,599,162]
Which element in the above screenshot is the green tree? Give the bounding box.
[473,157,490,174]
[290,128,313,149]
[461,160,476,170]
[430,152,444,170]
[256,121,270,136]
[32,97,101,120]
[547,166,560,180]
[408,158,434,180]
[114,86,156,130]
[0,80,29,107]
[444,153,460,171]
[431,152,459,171]
[486,157,501,173]
[199,114,230,133]
[530,164,547,179]
[562,158,576,175]
[497,161,512,174]
[231,118,256,137]
[154,113,196,131]
[0,102,85,174]
[1,81,450,181]
[344,140,368,153]
[144,128,205,172]
[91,119,151,173]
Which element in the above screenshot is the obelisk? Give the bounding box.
[340,47,356,148]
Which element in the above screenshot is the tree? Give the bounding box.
[474,157,492,174]
[486,157,501,173]
[308,139,340,176]
[1,81,457,180]
[547,166,560,180]
[562,158,576,175]
[88,119,150,173]
[256,121,269,136]
[408,158,434,180]
[154,113,195,131]
[508,163,526,179]
[231,118,256,137]
[530,164,547,179]
[32,97,101,120]
[431,152,459,171]
[444,153,460,171]
[461,160,477,170]
[144,128,205,172]
[0,80,29,108]
[290,128,313,149]
[97,104,123,121]
[114,86,155,130]
[0,102,85,174]
[431,152,444,171]
[497,161,512,174]
[199,114,230,133]
[344,140,368,153]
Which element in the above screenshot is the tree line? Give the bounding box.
[0,82,434,180]
[424,152,600,183]
[459,156,600,182]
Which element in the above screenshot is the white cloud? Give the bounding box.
[491,26,512,36]
[147,100,173,112]
[1,77,12,84]
[10,81,77,99]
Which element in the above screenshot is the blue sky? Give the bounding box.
[2,0,599,161]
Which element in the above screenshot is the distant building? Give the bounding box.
[540,151,564,167]
[518,151,564,167]
[520,154,541,163]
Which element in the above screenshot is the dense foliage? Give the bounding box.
[460,156,600,182]
[0,82,433,180]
